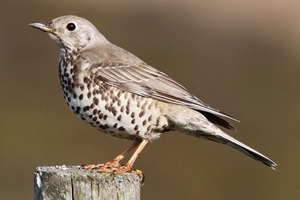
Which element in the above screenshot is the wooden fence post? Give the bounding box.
[34,165,142,200]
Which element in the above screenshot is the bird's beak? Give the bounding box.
[29,22,55,33]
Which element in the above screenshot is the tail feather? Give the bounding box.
[165,105,276,169]
[200,111,237,130]
[198,130,277,169]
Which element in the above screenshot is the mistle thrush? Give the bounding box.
[30,15,277,173]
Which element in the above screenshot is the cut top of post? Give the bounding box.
[34,165,142,200]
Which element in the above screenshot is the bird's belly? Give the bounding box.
[63,86,167,140]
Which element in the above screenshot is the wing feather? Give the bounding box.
[89,61,238,129]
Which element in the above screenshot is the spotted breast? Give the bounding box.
[59,53,171,140]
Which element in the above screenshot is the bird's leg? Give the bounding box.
[97,140,142,171]
[113,138,150,174]
[82,140,141,171]
[111,139,142,165]
[82,137,149,176]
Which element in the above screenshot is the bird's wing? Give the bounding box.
[89,61,238,129]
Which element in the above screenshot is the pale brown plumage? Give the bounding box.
[84,43,239,131]
[30,15,276,173]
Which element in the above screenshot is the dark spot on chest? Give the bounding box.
[83,106,90,112]
[93,97,99,105]
[142,120,147,126]
[118,126,125,131]
[93,109,98,115]
[131,112,135,118]
[113,123,118,128]
[87,92,92,99]
[75,106,81,114]
[117,115,122,121]
[111,107,117,116]
[139,111,144,118]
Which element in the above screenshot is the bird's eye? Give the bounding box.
[66,23,76,31]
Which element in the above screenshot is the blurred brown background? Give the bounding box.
[1,0,299,199]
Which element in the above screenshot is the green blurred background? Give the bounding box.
[1,0,299,199]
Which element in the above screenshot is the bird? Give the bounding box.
[29,15,277,173]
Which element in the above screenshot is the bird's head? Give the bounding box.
[30,15,109,53]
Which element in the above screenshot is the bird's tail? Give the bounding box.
[164,105,277,169]
[196,129,277,169]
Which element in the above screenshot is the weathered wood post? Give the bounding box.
[34,165,142,200]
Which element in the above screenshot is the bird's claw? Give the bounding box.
[81,162,144,179]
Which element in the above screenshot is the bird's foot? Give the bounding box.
[112,164,142,177]
[82,153,144,179]
[82,157,143,178]
[82,155,124,172]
